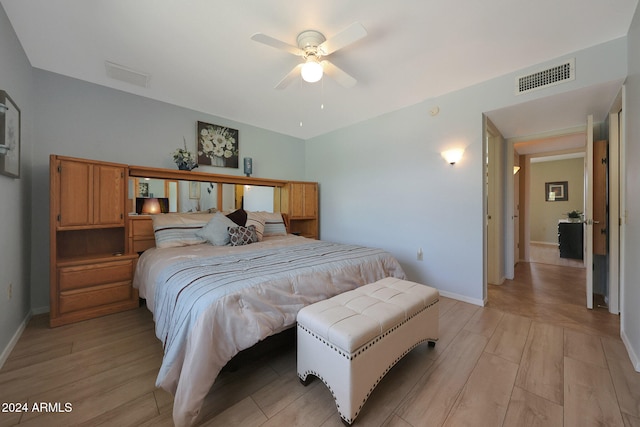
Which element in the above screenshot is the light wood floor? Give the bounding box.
[1,262,639,427]
[528,242,585,269]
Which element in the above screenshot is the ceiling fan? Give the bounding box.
[251,22,367,89]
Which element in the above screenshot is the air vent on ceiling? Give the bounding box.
[515,58,574,95]
[105,61,150,88]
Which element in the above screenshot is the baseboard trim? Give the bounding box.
[621,328,640,372]
[31,306,49,315]
[438,290,485,307]
[0,310,32,370]
[530,241,559,247]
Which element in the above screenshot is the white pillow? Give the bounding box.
[260,212,287,236]
[245,211,266,241]
[151,213,214,248]
[196,212,238,246]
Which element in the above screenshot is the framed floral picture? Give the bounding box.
[0,90,20,178]
[197,121,239,169]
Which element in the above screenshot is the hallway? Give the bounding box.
[487,262,619,338]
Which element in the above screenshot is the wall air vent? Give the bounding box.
[515,58,574,95]
[105,61,151,88]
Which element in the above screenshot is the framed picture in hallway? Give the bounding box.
[0,90,20,178]
[545,181,568,201]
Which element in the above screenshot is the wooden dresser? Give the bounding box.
[129,215,156,253]
[49,155,139,327]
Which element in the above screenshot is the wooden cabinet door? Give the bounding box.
[290,182,317,218]
[94,164,125,226]
[302,183,317,217]
[290,183,305,218]
[58,159,92,227]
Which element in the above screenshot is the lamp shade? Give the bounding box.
[141,198,161,214]
[301,58,323,83]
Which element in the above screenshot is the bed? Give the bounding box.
[132,211,406,427]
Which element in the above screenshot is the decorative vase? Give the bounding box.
[213,156,225,167]
[176,162,197,171]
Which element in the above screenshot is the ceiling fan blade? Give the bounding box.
[251,33,304,56]
[318,22,367,56]
[275,64,303,89]
[321,60,357,88]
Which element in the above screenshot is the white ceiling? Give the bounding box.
[1,0,637,140]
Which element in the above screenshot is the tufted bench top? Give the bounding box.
[297,277,439,353]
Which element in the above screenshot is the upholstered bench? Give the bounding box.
[297,277,439,425]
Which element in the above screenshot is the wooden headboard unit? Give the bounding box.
[127,165,310,252]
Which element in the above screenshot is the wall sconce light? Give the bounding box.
[243,157,253,177]
[0,103,7,113]
[442,149,464,165]
[141,198,161,215]
[513,166,521,175]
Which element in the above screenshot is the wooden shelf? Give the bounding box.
[128,165,288,187]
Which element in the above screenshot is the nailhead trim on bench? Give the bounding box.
[298,306,438,424]
[297,298,439,360]
[298,333,438,425]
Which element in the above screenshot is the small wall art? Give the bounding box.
[189,181,201,199]
[545,181,568,202]
[0,90,21,178]
[138,182,149,197]
[197,121,239,169]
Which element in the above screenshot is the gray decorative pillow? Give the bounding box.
[228,225,258,246]
[196,212,238,246]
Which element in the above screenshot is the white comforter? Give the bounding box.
[133,235,405,427]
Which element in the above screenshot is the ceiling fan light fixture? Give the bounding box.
[301,57,323,83]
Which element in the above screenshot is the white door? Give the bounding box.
[514,152,520,267]
[585,115,595,309]
[608,109,621,314]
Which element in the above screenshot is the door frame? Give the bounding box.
[585,115,594,309]
[485,117,505,288]
[608,88,624,315]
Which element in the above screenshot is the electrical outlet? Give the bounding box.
[417,248,423,261]
[8,283,12,300]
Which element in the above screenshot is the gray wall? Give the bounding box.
[529,158,584,243]
[30,70,306,311]
[0,5,33,362]
[306,37,627,305]
[623,3,640,371]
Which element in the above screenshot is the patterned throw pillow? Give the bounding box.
[228,225,258,246]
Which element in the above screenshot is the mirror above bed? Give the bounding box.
[127,165,288,215]
[127,165,319,252]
